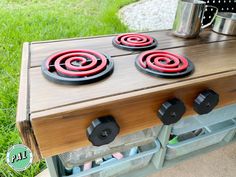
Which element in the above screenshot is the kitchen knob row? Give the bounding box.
[158,89,219,125]
[87,89,219,146]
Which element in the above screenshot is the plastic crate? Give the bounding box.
[62,140,160,177]
[59,126,161,168]
[172,104,236,136]
[165,118,236,160]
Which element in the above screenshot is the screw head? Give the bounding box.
[193,89,219,115]
[157,98,186,125]
[86,116,120,146]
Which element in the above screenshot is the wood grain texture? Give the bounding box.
[16,42,41,161]
[30,30,235,67]
[30,39,236,157]
[31,71,236,157]
[30,40,236,112]
[16,29,236,159]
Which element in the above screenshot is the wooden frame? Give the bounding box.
[16,43,42,161]
[16,30,236,160]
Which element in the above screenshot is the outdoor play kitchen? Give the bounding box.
[16,0,236,177]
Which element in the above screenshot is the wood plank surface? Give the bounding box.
[29,30,235,67]
[21,29,236,158]
[30,40,236,113]
[16,43,41,161]
[31,71,236,157]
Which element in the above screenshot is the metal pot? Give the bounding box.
[172,0,218,38]
[212,12,236,36]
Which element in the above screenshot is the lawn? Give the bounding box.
[0,0,136,176]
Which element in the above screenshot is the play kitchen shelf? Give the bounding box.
[165,104,236,160]
[61,141,161,177]
[46,104,236,177]
[166,116,236,160]
[16,29,236,177]
[119,104,236,177]
[59,126,161,168]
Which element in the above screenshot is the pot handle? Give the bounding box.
[202,5,218,29]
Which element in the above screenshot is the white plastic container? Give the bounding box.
[63,140,160,177]
[166,118,236,160]
[59,126,161,168]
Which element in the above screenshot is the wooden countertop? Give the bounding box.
[17,29,236,160]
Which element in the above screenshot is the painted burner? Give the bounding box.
[41,49,114,84]
[112,33,157,51]
[135,50,194,78]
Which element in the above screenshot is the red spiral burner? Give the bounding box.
[41,49,114,84]
[135,50,194,78]
[112,33,157,51]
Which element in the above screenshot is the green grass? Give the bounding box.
[0,0,136,176]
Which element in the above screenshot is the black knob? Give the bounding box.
[193,89,219,115]
[157,98,186,125]
[86,116,120,146]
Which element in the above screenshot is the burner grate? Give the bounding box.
[41,49,114,84]
[135,50,194,78]
[112,33,157,51]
